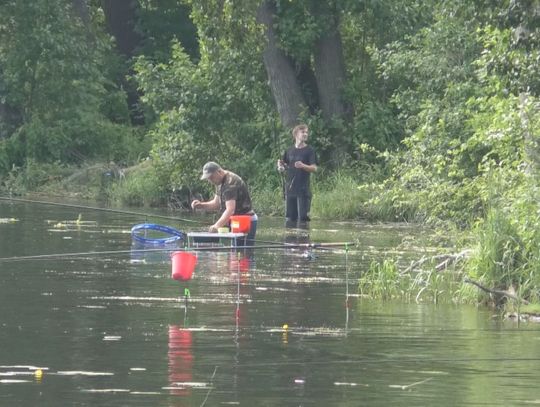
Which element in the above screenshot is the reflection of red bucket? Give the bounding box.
[229,255,250,284]
[229,256,251,273]
[168,325,193,396]
[230,215,251,233]
[171,252,197,281]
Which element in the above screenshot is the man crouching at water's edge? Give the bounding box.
[191,161,257,242]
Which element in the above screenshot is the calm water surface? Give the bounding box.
[1,200,539,406]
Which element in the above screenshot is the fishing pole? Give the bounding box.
[273,119,286,201]
[0,242,356,263]
[252,238,346,251]
[0,196,203,224]
[0,248,166,262]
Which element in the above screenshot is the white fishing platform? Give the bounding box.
[186,232,247,247]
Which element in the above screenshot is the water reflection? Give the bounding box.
[228,250,252,284]
[285,218,311,231]
[129,242,179,264]
[167,325,193,398]
[284,226,310,244]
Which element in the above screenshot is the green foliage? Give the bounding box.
[137,0,199,62]
[0,160,107,197]
[369,1,540,227]
[0,159,65,194]
[108,165,165,207]
[250,183,283,217]
[465,170,540,302]
[409,268,466,304]
[311,171,367,220]
[185,0,261,52]
[274,0,323,63]
[359,259,404,301]
[520,303,540,315]
[359,180,422,222]
[134,24,277,193]
[352,2,539,305]
[341,0,433,150]
[349,101,403,152]
[359,257,478,304]
[475,25,540,97]
[0,0,133,174]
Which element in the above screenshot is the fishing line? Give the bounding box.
[189,355,540,370]
[345,243,350,334]
[199,366,218,407]
[0,196,203,224]
[0,242,356,263]
[0,248,170,263]
[252,238,346,252]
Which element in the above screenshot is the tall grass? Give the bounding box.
[464,172,540,305]
[108,167,166,207]
[251,170,368,219]
[359,259,477,304]
[310,171,368,220]
[466,205,540,304]
[251,185,284,216]
[359,260,406,301]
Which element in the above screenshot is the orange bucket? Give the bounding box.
[171,252,197,281]
[230,215,251,233]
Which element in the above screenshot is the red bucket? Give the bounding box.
[230,215,251,233]
[171,252,197,281]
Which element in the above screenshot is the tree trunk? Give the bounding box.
[0,101,7,139]
[101,0,144,124]
[71,0,90,25]
[520,93,540,177]
[313,21,349,166]
[313,27,347,122]
[257,0,306,129]
[101,0,141,57]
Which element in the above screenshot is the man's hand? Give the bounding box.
[208,224,218,233]
[191,200,201,210]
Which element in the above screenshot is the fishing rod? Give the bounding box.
[0,242,356,263]
[0,196,203,224]
[252,238,347,251]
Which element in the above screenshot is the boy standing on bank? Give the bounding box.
[277,124,318,224]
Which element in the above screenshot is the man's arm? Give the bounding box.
[209,199,236,232]
[294,161,317,172]
[191,194,220,211]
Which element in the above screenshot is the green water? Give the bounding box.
[0,200,539,406]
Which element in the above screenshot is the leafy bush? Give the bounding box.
[466,170,540,302]
[0,0,133,174]
[108,165,166,207]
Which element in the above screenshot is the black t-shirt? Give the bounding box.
[216,171,253,214]
[282,145,318,197]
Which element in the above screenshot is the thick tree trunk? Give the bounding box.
[0,87,21,139]
[313,22,349,166]
[0,101,7,139]
[101,0,144,124]
[313,28,347,122]
[71,0,90,25]
[101,0,141,57]
[257,0,306,129]
[520,93,540,177]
